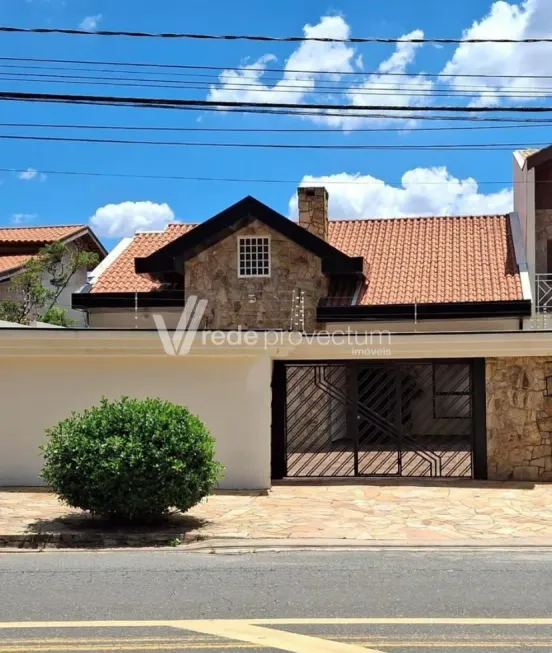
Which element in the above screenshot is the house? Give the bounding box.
[1,147,552,489]
[0,225,106,326]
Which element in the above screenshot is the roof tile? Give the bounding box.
[0,225,86,243]
[0,254,34,274]
[89,215,522,305]
[92,223,197,293]
[328,215,522,304]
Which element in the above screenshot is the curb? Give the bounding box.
[0,531,206,549]
[4,534,552,551]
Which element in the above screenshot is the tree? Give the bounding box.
[0,241,99,326]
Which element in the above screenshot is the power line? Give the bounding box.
[6,70,552,98]
[1,25,552,43]
[4,55,552,80]
[0,167,528,185]
[3,89,552,113]
[0,133,547,150]
[2,120,549,134]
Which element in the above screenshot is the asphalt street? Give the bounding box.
[1,548,552,652]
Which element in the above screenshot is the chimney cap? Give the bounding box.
[298,185,328,198]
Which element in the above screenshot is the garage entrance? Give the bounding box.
[271,360,487,479]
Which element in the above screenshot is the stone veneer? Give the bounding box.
[184,219,329,331]
[535,209,552,273]
[486,357,552,480]
[298,187,328,241]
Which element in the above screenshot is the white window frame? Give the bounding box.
[237,235,271,278]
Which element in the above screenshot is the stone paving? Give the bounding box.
[2,482,552,547]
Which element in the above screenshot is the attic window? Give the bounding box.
[238,236,270,277]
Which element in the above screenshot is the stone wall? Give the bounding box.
[184,219,328,331]
[535,209,552,273]
[486,357,552,480]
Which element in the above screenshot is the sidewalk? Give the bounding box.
[1,482,552,548]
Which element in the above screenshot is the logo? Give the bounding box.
[153,295,207,356]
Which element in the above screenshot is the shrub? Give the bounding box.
[40,397,223,521]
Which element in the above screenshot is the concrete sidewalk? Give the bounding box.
[1,482,552,548]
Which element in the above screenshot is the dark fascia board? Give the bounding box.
[72,290,185,309]
[318,299,532,322]
[135,195,364,277]
[526,145,552,170]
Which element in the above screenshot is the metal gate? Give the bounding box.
[272,360,486,479]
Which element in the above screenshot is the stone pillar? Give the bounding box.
[486,357,552,481]
[298,187,328,241]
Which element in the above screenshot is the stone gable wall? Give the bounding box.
[184,219,328,330]
[486,357,552,480]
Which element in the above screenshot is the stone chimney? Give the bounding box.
[298,186,328,241]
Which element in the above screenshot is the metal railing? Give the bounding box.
[536,274,552,313]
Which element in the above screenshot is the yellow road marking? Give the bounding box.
[2,618,552,627]
[176,621,383,653]
[1,618,552,653]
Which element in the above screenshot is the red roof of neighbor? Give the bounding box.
[0,224,106,278]
[0,225,86,243]
[0,254,34,275]
[89,214,523,305]
[92,223,197,292]
[328,215,522,304]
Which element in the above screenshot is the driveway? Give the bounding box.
[1,481,552,547]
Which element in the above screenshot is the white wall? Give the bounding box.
[0,354,272,489]
[88,308,184,329]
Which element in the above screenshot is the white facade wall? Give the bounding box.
[0,354,272,489]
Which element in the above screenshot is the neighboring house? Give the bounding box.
[1,147,552,489]
[0,225,106,326]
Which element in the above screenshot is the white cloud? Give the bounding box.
[80,14,102,31]
[441,0,552,104]
[17,168,47,182]
[11,213,37,224]
[289,168,513,218]
[18,168,37,181]
[323,30,434,128]
[208,15,356,105]
[89,201,175,238]
[207,17,431,128]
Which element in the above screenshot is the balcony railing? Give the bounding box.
[536,274,552,313]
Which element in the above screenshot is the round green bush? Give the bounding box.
[40,397,223,521]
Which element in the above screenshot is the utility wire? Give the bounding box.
[3,89,552,112]
[2,120,549,134]
[4,55,552,80]
[0,133,547,150]
[6,70,552,98]
[0,167,537,185]
[1,25,552,43]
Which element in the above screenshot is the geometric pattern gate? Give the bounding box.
[276,360,483,478]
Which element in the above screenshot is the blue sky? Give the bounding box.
[0,0,551,249]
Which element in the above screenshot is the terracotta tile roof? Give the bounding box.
[89,214,522,305]
[92,223,197,292]
[328,215,522,305]
[0,225,85,243]
[0,254,34,275]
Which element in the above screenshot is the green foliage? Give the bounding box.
[41,306,76,327]
[40,397,223,521]
[0,240,99,325]
[0,299,25,323]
